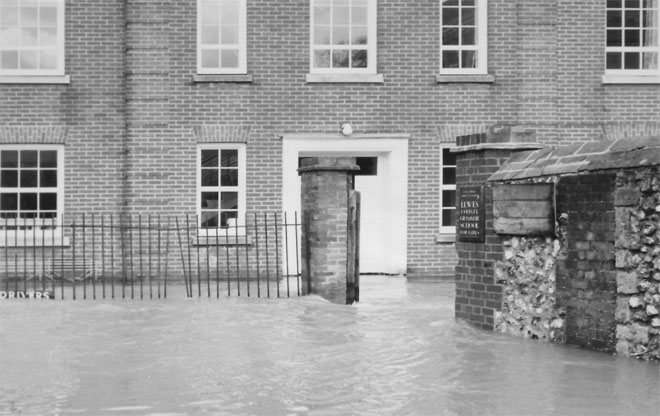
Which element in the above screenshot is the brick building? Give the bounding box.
[1,0,659,277]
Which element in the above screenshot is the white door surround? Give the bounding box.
[282,134,409,275]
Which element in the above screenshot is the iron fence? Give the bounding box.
[0,213,302,300]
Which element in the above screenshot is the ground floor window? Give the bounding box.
[440,144,456,234]
[197,143,246,233]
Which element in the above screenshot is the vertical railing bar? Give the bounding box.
[181,216,191,298]
[60,214,65,299]
[205,221,210,298]
[176,217,188,297]
[92,214,97,300]
[254,212,261,298]
[215,218,220,298]
[234,216,240,297]
[156,214,161,299]
[245,212,250,298]
[128,215,134,299]
[195,215,201,298]
[284,211,290,298]
[163,216,170,299]
[41,217,46,292]
[148,214,153,299]
[121,215,126,299]
[274,212,280,298]
[185,215,193,298]
[32,216,37,293]
[22,216,27,293]
[82,214,87,300]
[110,214,115,299]
[294,211,300,296]
[138,215,143,300]
[263,212,270,298]
[225,223,231,296]
[72,217,76,300]
[49,217,55,294]
[3,218,8,294]
[100,214,105,299]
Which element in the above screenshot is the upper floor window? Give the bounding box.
[197,144,246,234]
[440,145,456,234]
[310,0,377,74]
[0,0,65,76]
[606,0,659,77]
[197,0,247,75]
[440,0,488,75]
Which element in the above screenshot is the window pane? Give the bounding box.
[314,26,331,44]
[39,49,57,69]
[0,193,18,211]
[461,50,477,68]
[462,7,475,25]
[39,193,57,211]
[1,170,18,187]
[221,192,238,210]
[334,6,349,25]
[606,52,623,68]
[332,49,349,67]
[1,7,18,27]
[443,167,456,185]
[607,10,622,27]
[220,3,239,25]
[221,149,238,167]
[220,169,238,186]
[442,190,456,207]
[314,6,331,25]
[351,25,367,44]
[625,0,640,7]
[332,26,349,44]
[40,7,58,26]
[201,4,220,24]
[220,211,237,227]
[0,28,18,48]
[624,51,640,68]
[352,6,368,25]
[643,29,658,46]
[442,7,459,26]
[20,170,37,187]
[442,148,456,165]
[220,49,238,68]
[351,49,367,68]
[202,149,218,167]
[40,151,57,168]
[462,27,475,45]
[442,50,459,68]
[201,192,219,209]
[20,27,38,46]
[19,193,37,210]
[643,52,658,69]
[220,25,239,44]
[1,150,18,168]
[201,169,218,186]
[19,49,38,69]
[608,0,623,6]
[20,7,38,26]
[201,211,218,228]
[0,50,18,69]
[625,10,640,27]
[442,209,456,227]
[442,28,459,45]
[201,26,220,44]
[201,49,219,68]
[625,29,640,46]
[607,29,623,46]
[40,170,57,187]
[313,49,331,67]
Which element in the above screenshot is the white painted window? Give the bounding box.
[439,0,488,75]
[197,0,247,74]
[0,145,64,244]
[310,0,377,74]
[197,144,246,234]
[440,145,456,234]
[605,0,659,78]
[0,0,65,76]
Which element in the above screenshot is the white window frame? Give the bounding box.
[439,0,488,75]
[196,0,247,75]
[309,0,378,75]
[439,144,457,235]
[0,145,65,246]
[196,143,246,236]
[604,0,660,83]
[0,0,66,77]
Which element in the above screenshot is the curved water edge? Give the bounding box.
[1,276,658,416]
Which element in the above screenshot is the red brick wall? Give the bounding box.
[1,0,658,276]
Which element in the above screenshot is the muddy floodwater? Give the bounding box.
[1,276,658,416]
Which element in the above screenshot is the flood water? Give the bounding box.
[1,276,658,416]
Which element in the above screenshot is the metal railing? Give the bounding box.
[0,213,302,300]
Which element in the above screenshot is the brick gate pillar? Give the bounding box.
[298,157,360,304]
[453,127,543,329]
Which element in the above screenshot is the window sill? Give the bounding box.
[601,74,660,84]
[0,75,70,84]
[305,73,384,84]
[193,235,252,246]
[192,74,253,83]
[435,74,495,83]
[435,234,456,243]
[1,236,70,247]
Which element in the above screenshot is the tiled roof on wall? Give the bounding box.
[488,136,660,181]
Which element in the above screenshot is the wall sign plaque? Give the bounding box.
[458,185,485,243]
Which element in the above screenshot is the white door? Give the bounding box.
[282,135,408,275]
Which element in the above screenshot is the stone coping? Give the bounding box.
[489,135,660,181]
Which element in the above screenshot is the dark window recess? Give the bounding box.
[297,157,377,175]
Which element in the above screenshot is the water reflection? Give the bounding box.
[0,276,658,416]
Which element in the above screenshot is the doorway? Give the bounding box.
[282,135,409,275]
